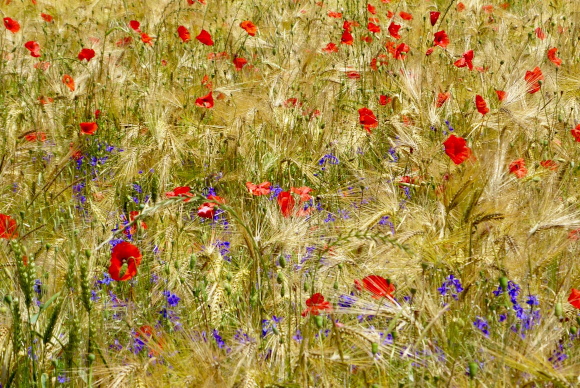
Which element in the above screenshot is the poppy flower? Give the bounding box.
[457,2,466,11]
[291,186,313,202]
[78,122,97,135]
[568,288,580,309]
[277,191,295,217]
[301,293,332,316]
[328,11,342,18]
[433,30,449,48]
[78,48,95,62]
[367,3,377,14]
[346,71,360,79]
[343,20,359,32]
[430,11,440,26]
[495,90,507,101]
[24,132,47,142]
[0,214,18,239]
[443,134,472,165]
[240,20,257,36]
[379,95,392,105]
[34,62,50,71]
[177,26,190,42]
[129,20,141,32]
[475,95,489,115]
[140,33,154,45]
[399,12,413,20]
[361,36,373,43]
[123,211,147,236]
[108,242,142,281]
[367,22,380,33]
[25,41,41,57]
[524,67,543,94]
[391,42,410,60]
[454,50,474,70]
[547,47,562,67]
[388,22,401,39]
[233,57,247,70]
[41,13,53,22]
[535,27,546,40]
[116,36,132,47]
[482,5,493,13]
[196,29,214,46]
[195,91,214,108]
[246,181,271,196]
[322,42,338,53]
[508,158,527,178]
[571,124,580,142]
[197,195,225,218]
[62,74,75,91]
[165,186,194,202]
[540,160,558,170]
[358,107,378,133]
[436,92,450,107]
[3,17,20,33]
[361,275,395,299]
[341,30,354,45]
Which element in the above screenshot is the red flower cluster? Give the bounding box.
[109,242,142,281]
[0,214,18,239]
[301,293,332,316]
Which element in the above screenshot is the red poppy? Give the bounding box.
[322,42,338,53]
[443,134,472,165]
[197,202,216,219]
[129,20,141,32]
[454,50,474,70]
[25,41,41,57]
[388,22,401,39]
[328,11,342,18]
[240,20,257,36]
[78,48,95,62]
[430,11,440,26]
[62,74,75,91]
[524,67,543,94]
[341,30,354,45]
[475,95,489,115]
[277,191,295,217]
[24,132,47,142]
[123,211,147,236]
[482,5,493,13]
[425,47,435,56]
[495,90,507,101]
[246,181,271,196]
[436,92,450,107]
[196,29,214,46]
[195,91,214,108]
[3,17,19,33]
[571,124,580,142]
[41,13,53,22]
[361,36,373,43]
[140,33,153,45]
[392,42,410,60]
[346,71,360,79]
[540,160,558,170]
[433,30,449,48]
[367,3,377,14]
[116,36,132,47]
[34,62,50,71]
[177,26,190,42]
[233,57,247,70]
[109,242,142,281]
[379,95,392,105]
[291,186,313,202]
[399,12,413,20]
[457,2,466,11]
[165,186,194,202]
[535,27,546,40]
[367,22,380,33]
[569,289,580,309]
[508,158,527,178]
[301,293,332,316]
[547,47,562,67]
[358,107,378,133]
[0,214,18,239]
[343,20,359,32]
[362,275,395,299]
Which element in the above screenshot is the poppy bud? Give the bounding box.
[555,302,563,317]
[371,342,379,355]
[276,272,284,284]
[304,282,309,292]
[571,327,578,335]
[280,286,285,297]
[279,256,286,268]
[4,295,12,305]
[87,353,96,363]
[390,331,397,340]
[272,325,280,335]
[576,316,580,326]
[224,282,231,295]
[499,276,508,290]
[334,281,339,290]
[315,315,324,328]
[468,362,478,379]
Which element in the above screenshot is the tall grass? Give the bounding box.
[1,0,580,386]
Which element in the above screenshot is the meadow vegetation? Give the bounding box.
[1,0,580,386]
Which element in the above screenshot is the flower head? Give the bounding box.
[109,242,142,281]
[301,293,332,316]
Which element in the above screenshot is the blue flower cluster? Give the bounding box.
[437,274,464,301]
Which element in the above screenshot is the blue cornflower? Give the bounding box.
[437,275,464,300]
[473,316,490,337]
